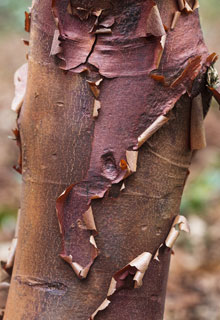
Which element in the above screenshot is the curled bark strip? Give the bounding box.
[156,34,167,69]
[177,0,199,13]
[93,100,101,118]
[61,253,96,279]
[94,28,112,34]
[22,39,29,46]
[121,151,138,179]
[170,56,202,89]
[50,29,62,56]
[136,115,169,149]
[206,52,218,66]
[12,128,22,174]
[190,93,206,150]
[120,183,125,191]
[87,78,103,99]
[90,252,152,319]
[90,299,111,320]
[11,63,28,114]
[150,74,168,86]
[125,151,138,174]
[24,11,31,32]
[83,206,97,234]
[171,11,181,30]
[153,244,163,262]
[146,4,166,37]
[130,252,153,288]
[165,215,190,248]
[193,0,200,11]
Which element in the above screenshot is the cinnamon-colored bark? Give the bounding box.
[4,0,216,319]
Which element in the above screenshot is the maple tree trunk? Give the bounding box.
[4,0,215,319]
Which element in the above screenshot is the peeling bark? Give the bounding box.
[90,215,189,319]
[52,0,211,279]
[4,0,217,319]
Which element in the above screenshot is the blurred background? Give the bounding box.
[0,1,219,319]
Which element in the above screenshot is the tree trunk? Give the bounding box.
[4,0,216,319]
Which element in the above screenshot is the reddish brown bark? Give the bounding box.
[4,0,218,319]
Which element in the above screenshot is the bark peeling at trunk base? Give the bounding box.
[4,0,219,319]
